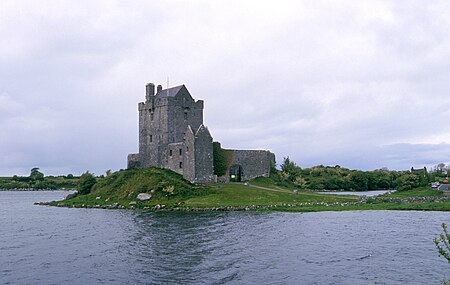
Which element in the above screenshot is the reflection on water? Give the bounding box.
[1,191,450,285]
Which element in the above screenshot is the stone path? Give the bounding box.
[246,183,292,193]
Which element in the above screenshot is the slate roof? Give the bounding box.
[195,124,212,137]
[155,85,184,97]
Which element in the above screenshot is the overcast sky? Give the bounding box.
[1,0,450,176]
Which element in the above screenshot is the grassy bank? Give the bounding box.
[46,168,450,212]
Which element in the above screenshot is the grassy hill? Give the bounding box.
[50,167,357,210]
[56,168,215,209]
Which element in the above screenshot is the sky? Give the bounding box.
[1,0,450,176]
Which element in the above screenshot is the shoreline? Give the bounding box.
[1,188,76,191]
[34,195,450,213]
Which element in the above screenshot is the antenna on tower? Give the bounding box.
[166,76,169,97]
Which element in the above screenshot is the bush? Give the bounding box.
[435,223,450,263]
[213,142,233,176]
[78,172,96,195]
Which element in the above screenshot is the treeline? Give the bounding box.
[272,157,446,191]
[0,168,79,190]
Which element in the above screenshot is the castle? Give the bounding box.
[127,83,275,183]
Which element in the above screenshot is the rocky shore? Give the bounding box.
[34,195,450,212]
[34,199,367,211]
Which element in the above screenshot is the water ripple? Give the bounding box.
[1,192,450,284]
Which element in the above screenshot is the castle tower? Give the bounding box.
[128,82,215,183]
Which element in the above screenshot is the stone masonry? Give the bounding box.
[128,82,275,183]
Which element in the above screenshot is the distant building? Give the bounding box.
[128,83,275,183]
[411,167,427,174]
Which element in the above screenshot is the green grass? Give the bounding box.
[276,200,450,212]
[380,187,444,198]
[50,168,450,212]
[52,168,215,208]
[184,183,356,208]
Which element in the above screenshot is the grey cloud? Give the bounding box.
[1,1,450,175]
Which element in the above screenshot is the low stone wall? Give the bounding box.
[368,196,450,203]
[127,153,140,169]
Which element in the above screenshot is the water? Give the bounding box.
[318,190,396,197]
[1,191,450,285]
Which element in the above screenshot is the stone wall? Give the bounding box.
[182,126,196,182]
[127,153,140,169]
[137,86,204,170]
[222,150,275,181]
[165,142,184,175]
[194,126,216,183]
[166,89,203,144]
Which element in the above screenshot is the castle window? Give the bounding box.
[150,112,154,120]
[179,149,182,155]
[169,150,173,156]
[186,146,189,152]
[179,162,183,168]
[150,135,153,142]
[184,107,190,120]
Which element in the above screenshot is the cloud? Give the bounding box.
[1,1,450,175]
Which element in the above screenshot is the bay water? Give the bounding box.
[1,191,450,284]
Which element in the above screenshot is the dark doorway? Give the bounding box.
[229,165,243,182]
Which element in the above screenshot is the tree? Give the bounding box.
[349,171,369,191]
[280,157,301,182]
[433,163,448,176]
[78,171,96,195]
[395,173,419,191]
[293,176,307,189]
[280,156,297,173]
[30,168,44,182]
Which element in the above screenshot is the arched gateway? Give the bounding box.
[229,164,243,182]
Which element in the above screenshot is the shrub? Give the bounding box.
[78,171,96,195]
[213,142,233,176]
[435,223,450,263]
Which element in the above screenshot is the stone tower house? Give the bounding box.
[127,83,216,183]
[128,82,275,183]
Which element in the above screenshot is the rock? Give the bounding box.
[65,193,77,200]
[95,196,101,200]
[129,201,137,206]
[137,193,152,201]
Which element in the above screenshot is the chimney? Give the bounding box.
[145,83,155,101]
[157,84,163,94]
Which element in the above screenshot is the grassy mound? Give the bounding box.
[54,168,215,209]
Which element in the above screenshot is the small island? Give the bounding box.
[33,82,450,212]
[36,162,450,212]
